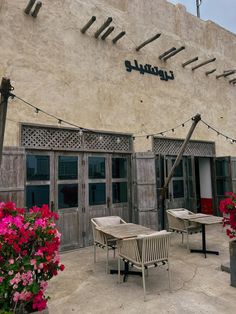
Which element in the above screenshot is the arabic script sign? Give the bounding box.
[124,60,174,81]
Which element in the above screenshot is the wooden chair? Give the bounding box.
[91,216,126,273]
[117,231,172,300]
[166,208,201,251]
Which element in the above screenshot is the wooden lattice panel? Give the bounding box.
[84,133,131,152]
[153,137,215,157]
[21,124,132,153]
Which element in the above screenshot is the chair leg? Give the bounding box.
[167,261,171,291]
[94,244,96,263]
[142,265,146,301]
[118,256,121,283]
[186,232,190,252]
[106,246,109,274]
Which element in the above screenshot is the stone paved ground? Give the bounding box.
[47,225,236,314]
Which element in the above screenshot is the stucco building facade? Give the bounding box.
[0,0,236,250]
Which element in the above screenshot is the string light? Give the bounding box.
[116,137,121,144]
[9,92,236,145]
[135,116,193,138]
[201,119,236,143]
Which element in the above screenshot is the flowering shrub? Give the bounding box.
[0,202,65,313]
[220,192,236,239]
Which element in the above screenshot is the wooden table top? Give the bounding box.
[187,215,223,225]
[97,223,155,240]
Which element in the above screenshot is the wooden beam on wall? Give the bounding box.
[182,56,198,68]
[135,33,161,51]
[112,31,126,44]
[81,16,96,34]
[192,58,216,71]
[94,17,112,38]
[159,47,176,60]
[162,46,185,61]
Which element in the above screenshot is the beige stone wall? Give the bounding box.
[0,0,236,155]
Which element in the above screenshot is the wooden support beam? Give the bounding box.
[112,31,126,44]
[24,0,36,14]
[182,56,198,68]
[192,58,216,71]
[205,69,216,76]
[0,78,12,165]
[216,70,236,79]
[81,16,96,34]
[135,33,161,51]
[94,17,112,39]
[31,1,42,18]
[159,47,176,60]
[101,26,115,40]
[162,46,185,61]
[229,78,236,84]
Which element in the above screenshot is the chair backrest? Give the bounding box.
[92,216,126,227]
[118,231,171,266]
[140,231,171,264]
[91,216,126,245]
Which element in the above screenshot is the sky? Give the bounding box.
[168,0,236,34]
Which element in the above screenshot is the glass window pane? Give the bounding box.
[216,160,229,177]
[112,182,127,203]
[27,155,50,181]
[58,184,78,209]
[172,160,183,177]
[231,161,236,179]
[58,156,78,180]
[112,158,127,178]
[173,180,184,198]
[26,185,49,208]
[89,183,106,205]
[89,157,105,179]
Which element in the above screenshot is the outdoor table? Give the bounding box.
[97,223,155,281]
[182,214,223,258]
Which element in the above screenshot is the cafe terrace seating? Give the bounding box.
[91,216,126,273]
[166,208,201,252]
[117,231,171,300]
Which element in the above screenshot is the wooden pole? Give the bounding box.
[0,77,12,165]
[159,113,201,229]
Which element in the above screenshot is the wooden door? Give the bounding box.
[134,152,158,230]
[54,152,83,250]
[231,157,236,193]
[164,156,187,209]
[186,156,197,211]
[83,153,110,246]
[0,147,25,207]
[109,154,131,222]
[25,151,54,211]
[83,153,131,246]
[213,156,232,215]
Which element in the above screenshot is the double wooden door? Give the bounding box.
[25,151,131,251]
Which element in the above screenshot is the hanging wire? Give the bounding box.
[201,119,236,143]
[8,93,236,145]
[134,116,194,138]
[11,93,90,132]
